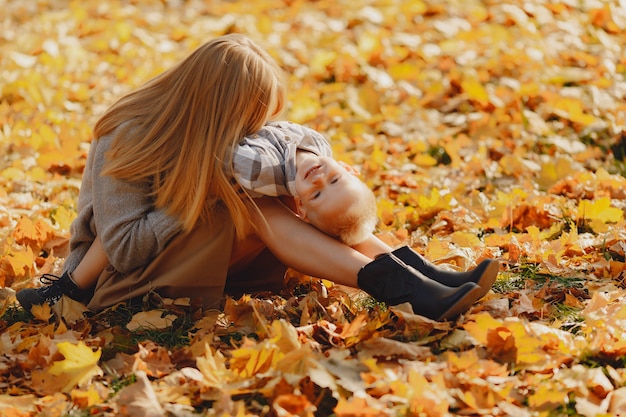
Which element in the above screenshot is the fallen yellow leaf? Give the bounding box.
[48,341,102,392]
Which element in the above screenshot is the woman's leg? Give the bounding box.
[253,197,371,287]
[351,235,393,259]
[252,197,486,321]
[227,233,288,296]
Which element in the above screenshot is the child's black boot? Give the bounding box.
[16,272,82,311]
[357,253,483,321]
[392,246,499,299]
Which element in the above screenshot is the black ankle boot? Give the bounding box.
[392,246,499,299]
[16,272,82,311]
[357,253,483,321]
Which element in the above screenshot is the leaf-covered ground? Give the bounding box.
[1,0,626,416]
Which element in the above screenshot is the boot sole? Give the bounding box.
[475,260,501,300]
[437,284,484,321]
[437,260,500,321]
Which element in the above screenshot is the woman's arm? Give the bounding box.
[89,135,182,273]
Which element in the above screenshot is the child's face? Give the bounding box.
[294,153,366,235]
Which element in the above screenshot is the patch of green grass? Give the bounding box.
[0,304,34,326]
[516,261,542,281]
[129,314,194,349]
[552,303,584,334]
[491,274,527,294]
[610,158,626,177]
[108,373,137,394]
[530,274,586,290]
[62,410,93,417]
[546,398,583,417]
[428,145,452,165]
[579,352,626,369]
[508,261,586,290]
[88,298,197,360]
[353,294,387,312]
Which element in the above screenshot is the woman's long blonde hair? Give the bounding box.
[94,34,286,239]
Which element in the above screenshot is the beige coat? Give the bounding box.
[68,131,286,312]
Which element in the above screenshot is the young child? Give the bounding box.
[232,121,378,246]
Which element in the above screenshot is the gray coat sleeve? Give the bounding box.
[88,134,182,274]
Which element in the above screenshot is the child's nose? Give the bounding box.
[311,173,325,185]
[311,174,324,185]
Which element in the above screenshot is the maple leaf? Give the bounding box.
[12,217,55,249]
[334,396,385,417]
[404,369,450,417]
[229,337,281,378]
[274,393,316,417]
[527,383,567,410]
[31,301,53,322]
[48,341,103,392]
[132,341,175,378]
[51,295,90,324]
[3,245,35,278]
[577,197,623,233]
[70,387,103,408]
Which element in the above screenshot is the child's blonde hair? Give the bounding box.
[93,34,286,239]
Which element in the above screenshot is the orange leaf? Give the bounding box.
[5,246,35,278]
[334,397,383,417]
[12,217,55,249]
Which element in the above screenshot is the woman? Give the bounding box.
[16,34,498,321]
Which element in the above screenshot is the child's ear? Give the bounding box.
[294,196,310,222]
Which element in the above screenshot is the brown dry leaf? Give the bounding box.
[0,394,38,414]
[115,371,165,417]
[273,393,316,417]
[358,337,433,361]
[126,310,177,332]
[51,296,90,324]
[609,387,626,415]
[132,342,175,379]
[12,217,55,249]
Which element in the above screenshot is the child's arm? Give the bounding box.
[232,122,332,197]
[232,127,291,197]
[70,236,109,289]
